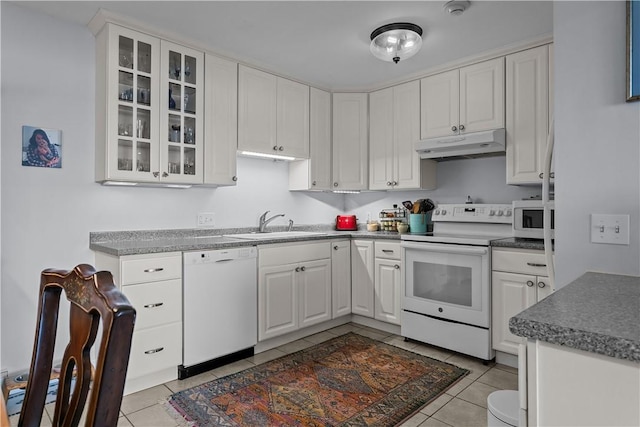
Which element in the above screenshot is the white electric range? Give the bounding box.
[400,203,513,361]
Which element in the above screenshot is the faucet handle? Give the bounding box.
[260,210,270,220]
[288,219,294,231]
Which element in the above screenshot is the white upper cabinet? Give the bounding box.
[203,54,238,186]
[277,77,310,159]
[238,66,277,154]
[332,93,368,190]
[370,81,436,190]
[506,44,553,184]
[160,40,204,184]
[94,24,204,184]
[238,65,309,159]
[421,57,505,139]
[289,88,332,191]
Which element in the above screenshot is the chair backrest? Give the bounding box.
[19,264,136,427]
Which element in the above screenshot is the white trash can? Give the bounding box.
[487,390,519,426]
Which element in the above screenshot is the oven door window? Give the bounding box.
[414,262,472,307]
[402,243,490,327]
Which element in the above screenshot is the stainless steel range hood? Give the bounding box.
[415,128,505,160]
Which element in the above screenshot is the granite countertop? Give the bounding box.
[491,237,548,251]
[510,272,640,362]
[90,226,401,256]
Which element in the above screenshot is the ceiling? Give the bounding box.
[13,1,553,91]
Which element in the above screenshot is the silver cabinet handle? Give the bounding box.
[539,172,555,179]
[333,245,339,250]
[392,181,398,186]
[333,182,338,187]
[273,145,279,151]
[295,267,300,272]
[394,264,400,269]
[162,172,169,178]
[153,171,159,177]
[451,126,457,132]
[387,181,392,186]
[279,146,284,151]
[143,302,164,308]
[527,262,547,267]
[459,124,465,131]
[312,181,317,186]
[143,268,164,273]
[526,280,535,287]
[232,176,238,182]
[144,347,164,354]
[300,266,306,272]
[537,281,546,288]
[382,249,395,253]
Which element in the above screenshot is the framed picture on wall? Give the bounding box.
[627,0,640,101]
[21,126,62,168]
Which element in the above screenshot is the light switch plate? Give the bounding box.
[197,212,215,227]
[590,214,630,245]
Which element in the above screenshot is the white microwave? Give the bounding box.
[512,200,555,239]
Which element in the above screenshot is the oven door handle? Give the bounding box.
[401,242,488,255]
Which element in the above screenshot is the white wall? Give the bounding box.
[554,1,640,286]
[345,156,540,221]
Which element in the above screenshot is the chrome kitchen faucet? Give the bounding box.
[259,211,285,232]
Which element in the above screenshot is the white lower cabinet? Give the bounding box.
[491,248,553,355]
[351,240,375,317]
[258,242,331,341]
[374,242,402,325]
[331,240,351,318]
[351,240,401,325]
[94,251,182,395]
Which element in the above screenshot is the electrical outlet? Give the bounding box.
[590,214,630,245]
[197,212,215,227]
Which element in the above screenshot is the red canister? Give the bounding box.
[335,215,357,231]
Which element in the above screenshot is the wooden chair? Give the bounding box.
[18,265,136,427]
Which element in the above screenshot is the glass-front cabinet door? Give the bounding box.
[160,41,204,184]
[104,26,160,183]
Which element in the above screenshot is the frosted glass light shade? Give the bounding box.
[370,23,423,64]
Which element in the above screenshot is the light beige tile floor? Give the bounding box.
[11,322,517,426]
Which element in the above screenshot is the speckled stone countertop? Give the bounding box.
[90,225,401,256]
[491,237,548,251]
[510,272,640,362]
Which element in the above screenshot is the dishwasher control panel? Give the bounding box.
[184,247,258,265]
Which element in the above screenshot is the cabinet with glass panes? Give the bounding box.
[94,23,203,184]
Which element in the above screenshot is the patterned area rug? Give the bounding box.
[166,333,468,426]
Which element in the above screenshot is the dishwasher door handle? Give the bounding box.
[215,258,235,263]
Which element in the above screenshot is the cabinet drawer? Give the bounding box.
[492,248,548,276]
[121,254,182,285]
[375,241,401,260]
[259,241,330,267]
[127,322,181,380]
[124,279,182,330]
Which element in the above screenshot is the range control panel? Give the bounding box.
[432,204,513,223]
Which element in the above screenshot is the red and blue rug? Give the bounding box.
[166,332,468,426]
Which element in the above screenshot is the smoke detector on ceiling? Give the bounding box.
[443,0,470,16]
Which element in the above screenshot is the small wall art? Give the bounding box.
[21,125,62,168]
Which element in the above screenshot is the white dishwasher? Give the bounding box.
[180,246,257,379]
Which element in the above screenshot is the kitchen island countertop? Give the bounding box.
[509,272,640,362]
[90,226,401,256]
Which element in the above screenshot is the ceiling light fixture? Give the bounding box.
[370,23,423,64]
[443,0,470,16]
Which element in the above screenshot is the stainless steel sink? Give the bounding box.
[224,231,327,240]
